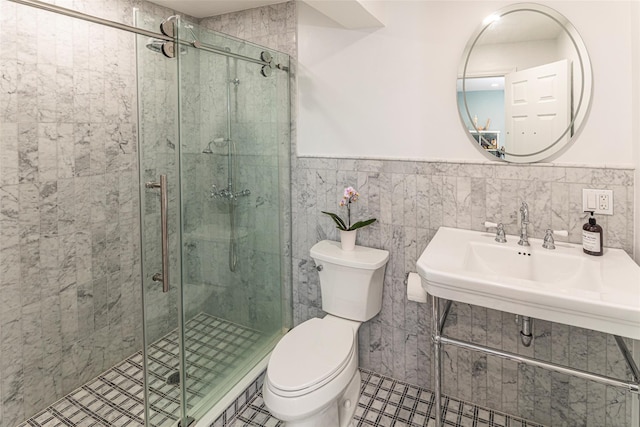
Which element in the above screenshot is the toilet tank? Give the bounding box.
[310,240,389,322]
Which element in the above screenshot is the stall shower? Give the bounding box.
[0,0,292,426]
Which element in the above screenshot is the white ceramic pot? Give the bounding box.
[340,230,357,251]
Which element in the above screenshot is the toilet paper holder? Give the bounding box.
[405,271,429,304]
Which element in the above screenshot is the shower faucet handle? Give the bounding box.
[233,189,251,198]
[211,185,250,200]
[210,185,230,199]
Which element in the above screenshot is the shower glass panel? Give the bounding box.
[136,12,290,426]
[135,10,184,426]
[177,19,290,420]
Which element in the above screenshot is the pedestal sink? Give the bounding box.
[417,226,640,427]
[416,226,640,340]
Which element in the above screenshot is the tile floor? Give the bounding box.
[145,314,265,425]
[229,369,546,427]
[19,323,546,427]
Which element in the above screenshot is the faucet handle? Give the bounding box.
[542,228,568,249]
[484,221,507,243]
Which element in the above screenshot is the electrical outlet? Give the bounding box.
[599,193,609,211]
[582,189,613,215]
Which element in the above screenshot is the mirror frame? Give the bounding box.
[458,3,593,163]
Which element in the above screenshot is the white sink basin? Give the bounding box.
[416,227,640,340]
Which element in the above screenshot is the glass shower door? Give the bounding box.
[176,19,290,420]
[136,12,290,426]
[135,11,188,427]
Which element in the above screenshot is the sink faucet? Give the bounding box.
[542,228,569,250]
[518,201,530,246]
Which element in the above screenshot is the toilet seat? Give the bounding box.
[267,318,355,397]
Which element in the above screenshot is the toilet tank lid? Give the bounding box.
[310,240,389,270]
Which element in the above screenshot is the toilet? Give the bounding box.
[263,240,389,427]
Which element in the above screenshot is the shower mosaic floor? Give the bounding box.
[19,313,266,427]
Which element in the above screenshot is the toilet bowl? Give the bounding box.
[263,240,389,426]
[263,316,361,426]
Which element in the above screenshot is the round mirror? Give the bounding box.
[457,3,593,163]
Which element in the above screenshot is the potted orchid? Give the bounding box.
[322,186,376,250]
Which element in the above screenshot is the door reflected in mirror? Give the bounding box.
[457,3,592,163]
[457,76,505,159]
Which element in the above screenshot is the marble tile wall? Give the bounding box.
[200,2,298,59]
[0,0,185,424]
[290,158,636,426]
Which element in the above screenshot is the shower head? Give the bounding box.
[145,38,175,58]
[145,38,163,53]
[202,138,227,154]
[145,38,187,58]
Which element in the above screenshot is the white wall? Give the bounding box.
[465,39,557,77]
[297,1,637,166]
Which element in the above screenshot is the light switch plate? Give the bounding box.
[582,189,613,215]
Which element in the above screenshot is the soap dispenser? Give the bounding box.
[582,211,603,256]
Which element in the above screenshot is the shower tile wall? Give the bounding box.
[178,38,248,324]
[200,2,298,59]
[290,158,636,427]
[0,0,184,424]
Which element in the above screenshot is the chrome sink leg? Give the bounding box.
[515,315,533,347]
[431,295,442,427]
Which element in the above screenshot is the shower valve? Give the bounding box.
[211,186,232,199]
[210,185,251,200]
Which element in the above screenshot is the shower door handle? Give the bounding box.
[145,175,170,293]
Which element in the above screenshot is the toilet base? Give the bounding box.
[337,369,361,427]
[275,370,361,427]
